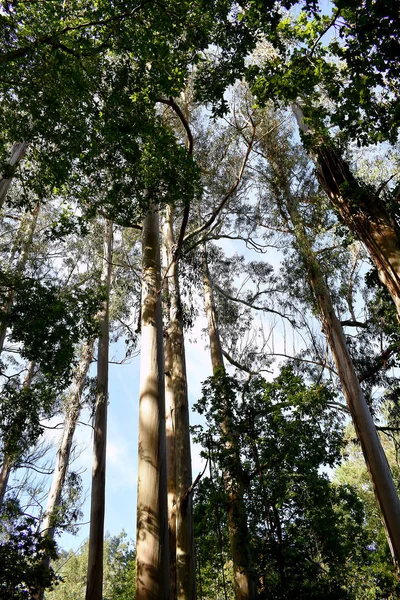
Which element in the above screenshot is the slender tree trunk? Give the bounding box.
[163,240,177,600]
[0,453,12,506]
[0,360,36,505]
[0,202,40,354]
[163,205,195,600]
[85,219,113,600]
[136,205,169,600]
[202,246,255,600]
[287,196,400,565]
[42,340,95,539]
[292,103,400,319]
[0,142,27,206]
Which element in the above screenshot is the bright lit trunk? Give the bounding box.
[163,205,195,600]
[287,196,400,565]
[163,235,177,599]
[292,103,400,320]
[202,245,255,600]
[85,219,113,600]
[136,205,169,600]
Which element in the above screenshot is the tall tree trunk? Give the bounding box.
[287,195,400,565]
[0,142,27,206]
[0,360,36,505]
[136,205,169,600]
[163,205,195,600]
[42,340,95,539]
[292,103,400,320]
[0,202,40,354]
[163,240,177,600]
[85,219,113,600]
[202,246,255,600]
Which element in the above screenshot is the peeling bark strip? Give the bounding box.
[292,103,400,319]
[164,205,195,600]
[0,142,27,206]
[85,219,113,600]
[287,197,400,565]
[202,246,256,600]
[136,205,169,600]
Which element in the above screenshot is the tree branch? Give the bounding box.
[214,283,296,326]
[183,119,256,244]
[180,459,208,508]
[222,349,273,375]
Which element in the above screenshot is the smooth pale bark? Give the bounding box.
[163,241,177,600]
[0,142,27,206]
[0,360,36,505]
[287,196,400,565]
[136,206,169,600]
[292,103,400,320]
[42,340,95,539]
[0,452,12,506]
[0,202,40,354]
[163,206,195,600]
[202,246,255,600]
[85,220,113,600]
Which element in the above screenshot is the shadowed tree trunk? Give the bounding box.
[163,204,195,600]
[286,194,400,565]
[292,103,400,320]
[136,204,169,600]
[202,245,256,600]
[0,142,27,206]
[85,219,113,600]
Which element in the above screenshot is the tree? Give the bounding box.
[194,367,399,598]
[86,219,113,600]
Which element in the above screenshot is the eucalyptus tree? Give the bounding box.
[246,3,400,319]
[251,108,400,565]
[85,219,113,600]
[0,196,102,510]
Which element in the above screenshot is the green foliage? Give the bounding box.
[0,498,58,600]
[193,367,397,599]
[45,532,135,600]
[0,376,56,458]
[247,2,400,145]
[6,277,103,381]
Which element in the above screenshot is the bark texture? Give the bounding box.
[136,206,169,600]
[287,196,400,564]
[292,103,400,319]
[164,206,195,600]
[202,246,255,600]
[85,219,113,600]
